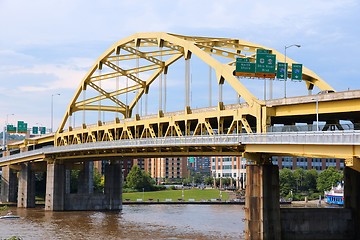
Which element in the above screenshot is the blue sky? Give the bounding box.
[0,0,359,130]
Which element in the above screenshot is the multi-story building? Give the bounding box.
[271,157,344,171]
[94,159,134,179]
[136,157,189,183]
[211,156,247,188]
[94,157,189,183]
[188,157,211,175]
[211,156,344,189]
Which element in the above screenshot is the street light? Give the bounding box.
[51,93,60,133]
[311,95,319,131]
[284,44,301,98]
[315,96,319,131]
[3,113,14,150]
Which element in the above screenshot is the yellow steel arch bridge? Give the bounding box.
[51,32,340,147]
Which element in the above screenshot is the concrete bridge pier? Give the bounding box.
[77,161,94,194]
[45,160,65,211]
[344,166,360,239]
[104,160,122,210]
[0,165,18,203]
[17,163,36,208]
[244,153,281,240]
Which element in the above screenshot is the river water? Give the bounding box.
[0,205,245,239]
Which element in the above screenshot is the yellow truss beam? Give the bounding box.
[57,32,332,135]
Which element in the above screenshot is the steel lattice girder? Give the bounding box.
[58,32,332,134]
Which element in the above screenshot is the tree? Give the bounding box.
[70,169,80,193]
[293,168,306,192]
[304,169,318,192]
[126,165,154,191]
[221,178,231,187]
[93,168,104,193]
[279,168,296,197]
[182,177,191,186]
[204,176,214,186]
[317,167,343,193]
[193,172,203,184]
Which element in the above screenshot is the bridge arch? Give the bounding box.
[57,32,333,139]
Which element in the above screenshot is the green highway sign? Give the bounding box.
[255,52,276,77]
[235,58,255,77]
[256,49,271,54]
[7,125,16,133]
[291,63,303,80]
[276,62,288,79]
[236,57,250,63]
[17,121,28,133]
[33,127,39,134]
[39,127,46,134]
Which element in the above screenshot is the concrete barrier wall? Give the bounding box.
[280,208,355,240]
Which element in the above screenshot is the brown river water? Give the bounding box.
[0,204,245,239]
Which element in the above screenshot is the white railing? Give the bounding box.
[1,131,360,163]
[241,130,360,145]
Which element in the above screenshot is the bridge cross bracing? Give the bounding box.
[55,32,334,140]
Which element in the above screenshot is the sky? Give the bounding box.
[0,0,359,131]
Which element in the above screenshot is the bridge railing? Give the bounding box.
[241,130,360,145]
[267,123,357,132]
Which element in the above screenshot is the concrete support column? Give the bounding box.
[78,161,94,194]
[17,163,36,208]
[344,166,360,239]
[45,161,65,211]
[0,166,17,203]
[104,161,122,210]
[244,163,281,240]
[65,169,71,194]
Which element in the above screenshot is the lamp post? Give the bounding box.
[51,93,60,133]
[284,44,301,98]
[315,96,319,131]
[311,96,319,131]
[3,113,14,150]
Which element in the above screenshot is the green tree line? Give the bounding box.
[279,167,343,200]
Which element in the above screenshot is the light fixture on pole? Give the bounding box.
[284,44,301,98]
[51,93,60,133]
[311,96,319,131]
[316,96,319,131]
[3,113,14,150]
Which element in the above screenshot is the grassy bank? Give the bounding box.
[123,188,230,202]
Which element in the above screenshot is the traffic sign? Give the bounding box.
[276,62,288,79]
[235,58,255,77]
[32,126,39,134]
[17,121,28,133]
[256,49,271,54]
[39,127,46,134]
[6,125,16,133]
[255,53,276,76]
[291,63,303,80]
[236,58,250,63]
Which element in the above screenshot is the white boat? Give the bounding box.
[324,183,344,205]
[0,212,20,219]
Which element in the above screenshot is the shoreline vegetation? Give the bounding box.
[1,188,336,207]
